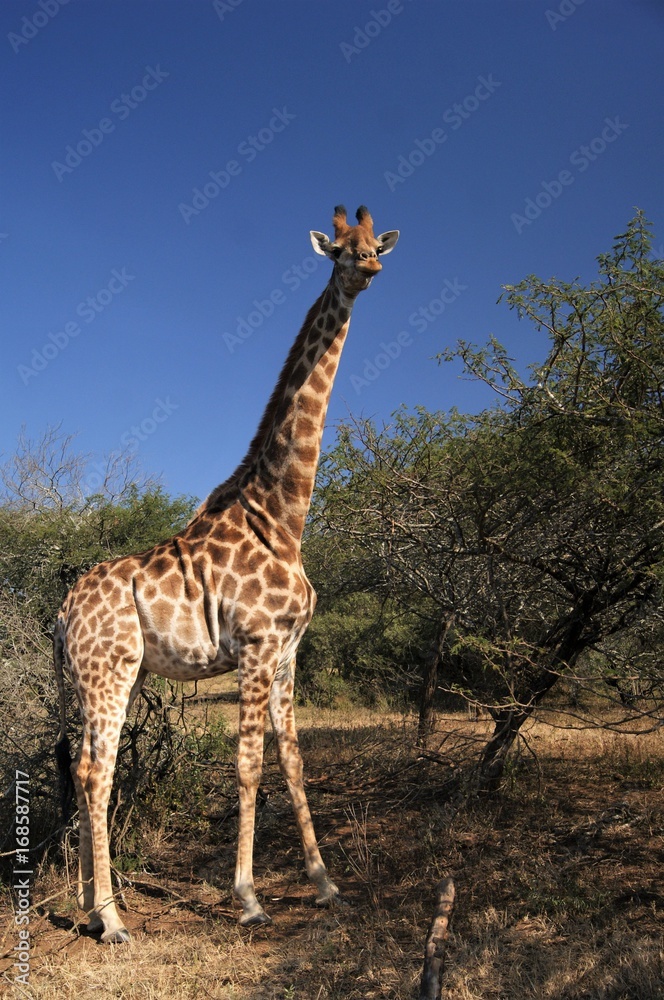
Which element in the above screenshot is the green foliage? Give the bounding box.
[112,703,234,852]
[302,476,429,705]
[311,213,664,739]
[2,214,662,835]
[0,484,196,628]
[297,590,422,706]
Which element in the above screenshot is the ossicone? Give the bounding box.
[332,205,348,238]
[355,205,374,232]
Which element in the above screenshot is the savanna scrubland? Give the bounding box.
[1,215,662,997]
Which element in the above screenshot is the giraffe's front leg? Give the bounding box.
[268,658,340,907]
[233,649,274,926]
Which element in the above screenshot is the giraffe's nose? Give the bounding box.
[357,253,382,273]
[357,250,383,274]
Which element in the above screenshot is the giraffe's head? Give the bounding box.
[310,205,399,294]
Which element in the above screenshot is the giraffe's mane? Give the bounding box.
[196,282,332,516]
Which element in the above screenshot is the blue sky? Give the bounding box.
[2,0,662,504]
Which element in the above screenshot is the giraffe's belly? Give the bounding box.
[134,574,241,680]
[140,631,239,682]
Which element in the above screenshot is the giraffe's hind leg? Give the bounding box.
[268,658,340,906]
[71,730,99,932]
[72,662,145,943]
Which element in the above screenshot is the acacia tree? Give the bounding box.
[300,506,425,706]
[316,213,664,786]
[0,426,195,627]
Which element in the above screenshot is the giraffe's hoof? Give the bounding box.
[239,908,272,927]
[85,911,104,934]
[315,880,343,907]
[101,926,132,944]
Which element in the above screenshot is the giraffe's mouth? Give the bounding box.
[356,260,382,276]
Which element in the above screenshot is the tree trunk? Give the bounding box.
[418,617,453,744]
[418,646,439,743]
[478,637,585,792]
[478,708,528,792]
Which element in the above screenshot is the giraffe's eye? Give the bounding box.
[331,245,342,258]
[376,245,384,255]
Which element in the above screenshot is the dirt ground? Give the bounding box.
[1,709,663,999]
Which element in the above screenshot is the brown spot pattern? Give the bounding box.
[55,206,394,937]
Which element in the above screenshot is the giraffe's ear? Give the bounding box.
[310,231,337,258]
[376,230,399,255]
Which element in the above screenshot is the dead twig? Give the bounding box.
[419,877,455,1000]
[109,866,236,920]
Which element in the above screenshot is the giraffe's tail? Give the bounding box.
[53,615,75,827]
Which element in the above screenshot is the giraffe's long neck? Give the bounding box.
[235,272,356,540]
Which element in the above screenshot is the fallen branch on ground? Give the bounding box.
[419,877,455,1000]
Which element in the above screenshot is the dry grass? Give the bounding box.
[1,713,663,999]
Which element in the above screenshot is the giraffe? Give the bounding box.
[54,205,399,943]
